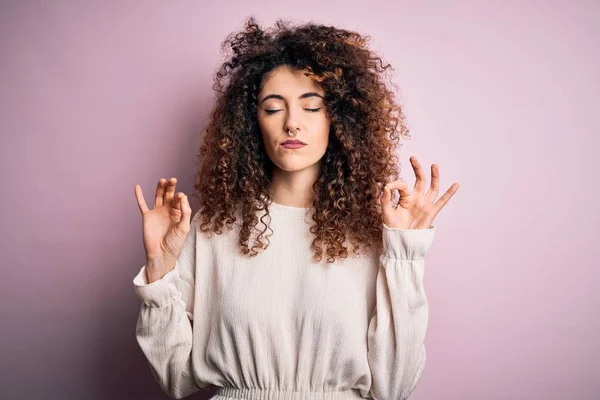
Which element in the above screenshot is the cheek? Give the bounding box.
[257,117,278,142]
[258,126,282,162]
[315,119,331,145]
[257,115,268,133]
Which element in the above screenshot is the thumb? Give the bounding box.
[177,194,192,230]
[380,184,394,215]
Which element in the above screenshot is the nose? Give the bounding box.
[284,107,301,135]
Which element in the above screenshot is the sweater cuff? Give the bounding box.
[382,222,436,260]
[133,262,182,308]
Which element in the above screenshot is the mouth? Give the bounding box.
[281,139,307,145]
[281,139,307,149]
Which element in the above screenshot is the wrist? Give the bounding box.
[145,257,177,284]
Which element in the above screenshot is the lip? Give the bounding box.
[282,143,306,149]
[281,139,307,145]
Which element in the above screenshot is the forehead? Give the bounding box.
[259,65,324,95]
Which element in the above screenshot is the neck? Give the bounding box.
[269,163,319,208]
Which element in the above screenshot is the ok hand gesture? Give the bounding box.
[134,178,192,282]
[379,156,460,230]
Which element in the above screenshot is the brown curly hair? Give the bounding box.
[191,16,411,264]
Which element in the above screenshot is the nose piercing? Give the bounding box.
[287,128,298,137]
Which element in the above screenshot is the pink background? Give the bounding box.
[1,1,598,399]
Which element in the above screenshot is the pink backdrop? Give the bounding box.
[1,1,598,399]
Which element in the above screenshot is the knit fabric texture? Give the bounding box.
[133,201,435,400]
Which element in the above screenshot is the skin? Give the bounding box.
[134,177,192,282]
[256,65,331,208]
[254,64,461,225]
[379,156,460,230]
[133,70,461,283]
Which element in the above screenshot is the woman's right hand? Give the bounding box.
[134,177,192,282]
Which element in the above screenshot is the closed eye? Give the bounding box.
[264,108,322,114]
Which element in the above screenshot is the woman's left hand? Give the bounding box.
[379,156,460,230]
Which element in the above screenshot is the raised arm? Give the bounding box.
[361,223,435,400]
[133,210,206,399]
[132,178,206,399]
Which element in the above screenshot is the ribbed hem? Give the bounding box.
[381,222,436,260]
[133,262,181,307]
[214,387,365,400]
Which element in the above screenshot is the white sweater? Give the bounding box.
[133,201,436,400]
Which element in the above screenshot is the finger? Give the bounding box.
[410,156,427,194]
[385,179,411,198]
[380,183,395,214]
[134,184,150,214]
[432,183,460,212]
[164,177,177,205]
[425,164,440,200]
[171,192,184,223]
[381,180,410,214]
[177,194,192,231]
[155,178,167,207]
[173,192,184,212]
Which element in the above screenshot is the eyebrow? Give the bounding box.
[259,92,324,104]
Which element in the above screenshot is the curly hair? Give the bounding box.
[191,16,411,264]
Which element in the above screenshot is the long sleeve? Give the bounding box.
[361,222,436,400]
[132,212,205,399]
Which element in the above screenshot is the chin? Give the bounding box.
[273,159,318,172]
[277,164,311,172]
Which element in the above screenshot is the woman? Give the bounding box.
[132,17,459,400]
